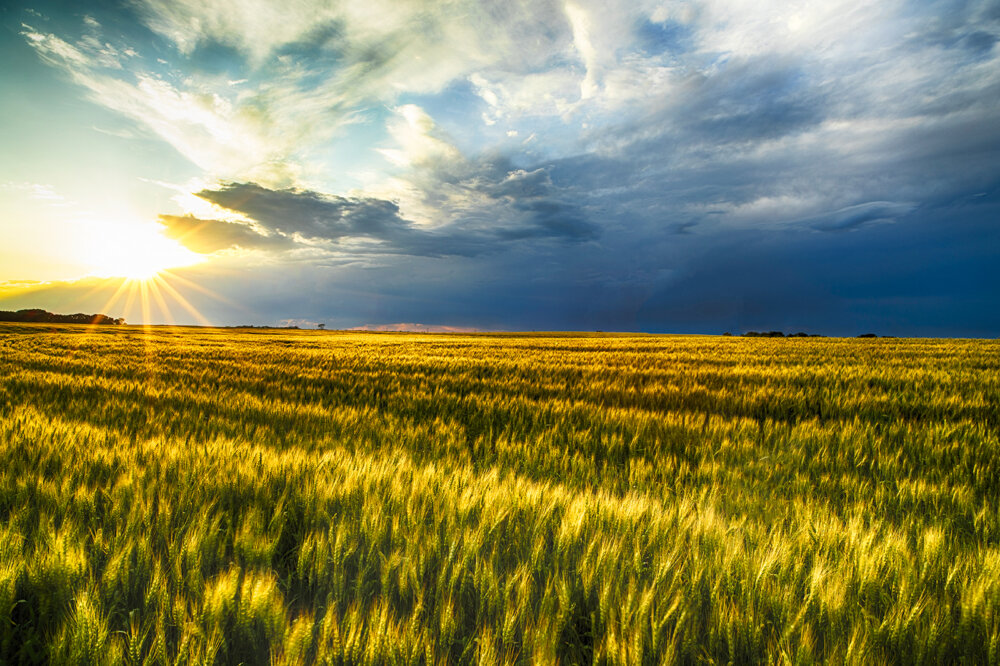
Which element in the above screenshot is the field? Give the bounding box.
[1,324,998,664]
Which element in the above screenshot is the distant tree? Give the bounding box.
[858,333,878,338]
[743,331,787,337]
[317,323,326,330]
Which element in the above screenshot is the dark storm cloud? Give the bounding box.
[190,175,598,257]
[8,191,996,336]
[629,194,1000,336]
[193,182,482,256]
[197,183,410,240]
[682,59,824,143]
[475,165,599,241]
[498,199,598,241]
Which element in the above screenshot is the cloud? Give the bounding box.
[21,22,297,184]
[195,183,410,240]
[805,201,915,232]
[25,0,1000,203]
[18,1,586,186]
[365,105,600,240]
[565,2,600,100]
[498,199,598,241]
[157,214,293,253]
[2,182,67,205]
[188,174,597,258]
[167,99,602,258]
[4,192,997,335]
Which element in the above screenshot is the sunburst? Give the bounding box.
[82,215,203,281]
[89,271,225,329]
[71,215,238,328]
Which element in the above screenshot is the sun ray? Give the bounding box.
[80,277,132,335]
[158,269,245,312]
[146,277,176,324]
[151,274,215,327]
[142,280,156,330]
[121,279,141,326]
[76,276,121,309]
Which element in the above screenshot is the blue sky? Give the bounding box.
[1,0,998,334]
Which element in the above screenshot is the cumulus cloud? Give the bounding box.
[363,104,600,241]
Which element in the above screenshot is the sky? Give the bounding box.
[0,0,998,335]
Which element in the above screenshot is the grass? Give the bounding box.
[0,323,998,664]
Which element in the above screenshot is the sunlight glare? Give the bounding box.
[85,218,203,280]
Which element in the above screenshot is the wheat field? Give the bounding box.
[1,324,998,664]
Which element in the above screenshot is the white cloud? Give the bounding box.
[715,194,828,225]
[565,2,600,100]
[2,182,68,205]
[21,28,91,68]
[378,105,464,172]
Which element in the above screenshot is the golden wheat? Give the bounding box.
[0,324,997,664]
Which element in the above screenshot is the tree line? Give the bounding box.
[0,309,124,325]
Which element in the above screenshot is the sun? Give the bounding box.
[84,218,203,280]
[98,255,167,281]
[74,215,226,328]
